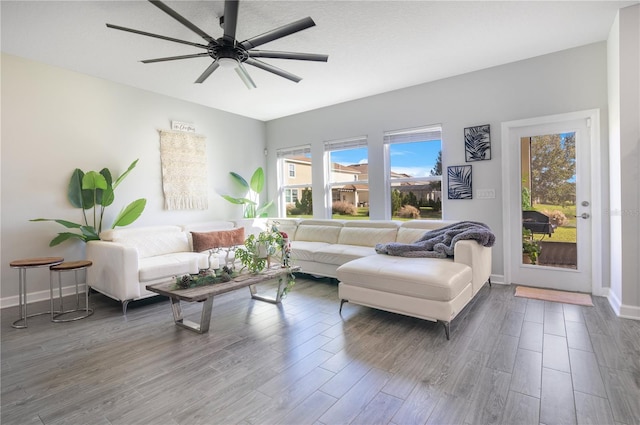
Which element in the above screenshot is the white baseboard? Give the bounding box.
[605,289,640,320]
[618,304,640,320]
[0,284,88,309]
[489,274,506,285]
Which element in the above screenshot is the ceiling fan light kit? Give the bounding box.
[106,0,328,89]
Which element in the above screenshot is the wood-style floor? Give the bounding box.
[2,276,639,425]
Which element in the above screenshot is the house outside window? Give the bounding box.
[384,125,443,220]
[324,136,368,218]
[277,146,312,217]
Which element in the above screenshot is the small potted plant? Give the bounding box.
[522,227,541,264]
[235,225,286,274]
[235,224,296,297]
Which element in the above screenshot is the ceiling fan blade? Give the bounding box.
[141,53,210,63]
[240,17,316,50]
[148,0,217,44]
[106,24,209,49]
[222,0,239,43]
[195,61,220,84]
[235,63,256,89]
[248,50,328,62]
[245,58,301,83]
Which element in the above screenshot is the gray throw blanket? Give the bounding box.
[375,221,495,259]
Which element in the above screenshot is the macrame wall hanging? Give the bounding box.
[159,130,208,210]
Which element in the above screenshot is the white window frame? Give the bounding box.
[324,136,368,218]
[383,125,443,220]
[288,163,296,178]
[277,145,312,217]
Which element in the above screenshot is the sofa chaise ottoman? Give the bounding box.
[337,255,474,340]
[336,227,492,340]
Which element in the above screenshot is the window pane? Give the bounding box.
[328,146,368,219]
[386,128,442,220]
[278,147,312,217]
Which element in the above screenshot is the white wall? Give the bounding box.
[266,43,610,284]
[608,4,640,319]
[1,53,266,303]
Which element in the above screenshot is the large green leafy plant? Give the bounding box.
[221,167,273,218]
[32,159,146,246]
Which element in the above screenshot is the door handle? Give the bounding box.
[580,213,590,219]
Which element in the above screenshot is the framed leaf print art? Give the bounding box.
[464,124,491,161]
[448,165,472,199]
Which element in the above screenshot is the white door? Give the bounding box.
[502,110,601,293]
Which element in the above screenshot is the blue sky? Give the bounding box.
[330,141,442,178]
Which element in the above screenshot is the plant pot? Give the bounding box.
[256,242,270,259]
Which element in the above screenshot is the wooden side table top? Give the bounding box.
[10,257,64,268]
[146,265,299,302]
[50,260,93,271]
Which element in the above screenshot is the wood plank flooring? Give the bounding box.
[2,276,639,425]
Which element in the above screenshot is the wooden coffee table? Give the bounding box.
[146,265,299,334]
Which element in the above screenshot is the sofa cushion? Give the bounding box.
[290,241,332,262]
[338,227,398,247]
[396,220,459,244]
[313,244,376,265]
[138,253,204,282]
[336,254,472,302]
[191,227,245,252]
[295,225,342,244]
[102,226,191,259]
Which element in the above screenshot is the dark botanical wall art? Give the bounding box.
[448,165,472,199]
[464,124,491,161]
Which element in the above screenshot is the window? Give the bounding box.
[324,136,368,218]
[285,188,299,203]
[384,125,442,220]
[277,146,312,217]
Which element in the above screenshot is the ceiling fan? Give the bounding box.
[106,0,328,89]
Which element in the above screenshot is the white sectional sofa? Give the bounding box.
[277,219,492,339]
[86,218,493,338]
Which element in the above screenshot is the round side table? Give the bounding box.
[10,257,64,329]
[50,260,94,322]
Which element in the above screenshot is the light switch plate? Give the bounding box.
[476,189,496,199]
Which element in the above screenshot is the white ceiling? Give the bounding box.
[1,1,635,121]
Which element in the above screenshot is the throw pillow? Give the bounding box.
[192,227,245,252]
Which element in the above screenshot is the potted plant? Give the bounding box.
[235,225,285,273]
[235,224,295,296]
[522,227,541,264]
[31,159,146,246]
[221,167,274,218]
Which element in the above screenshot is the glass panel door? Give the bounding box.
[521,133,577,269]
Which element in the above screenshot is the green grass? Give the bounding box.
[539,226,577,243]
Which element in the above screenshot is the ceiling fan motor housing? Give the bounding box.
[210,42,249,64]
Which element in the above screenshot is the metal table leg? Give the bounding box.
[248,275,285,304]
[12,266,59,328]
[51,267,94,322]
[170,296,214,333]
